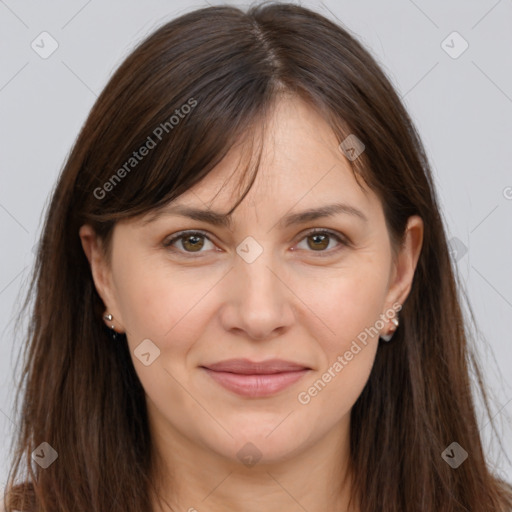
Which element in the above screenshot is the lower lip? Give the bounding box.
[202,368,309,398]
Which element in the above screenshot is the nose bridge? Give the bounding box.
[238,237,283,304]
[239,246,280,301]
[222,237,295,339]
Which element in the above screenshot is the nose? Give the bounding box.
[219,251,296,341]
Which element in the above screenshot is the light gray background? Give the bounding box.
[1,0,511,490]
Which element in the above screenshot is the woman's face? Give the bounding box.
[80,94,423,470]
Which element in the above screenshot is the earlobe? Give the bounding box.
[380,216,423,341]
[387,215,424,308]
[78,224,121,329]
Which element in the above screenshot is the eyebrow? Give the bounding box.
[143,202,368,228]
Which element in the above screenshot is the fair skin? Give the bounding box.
[80,94,423,512]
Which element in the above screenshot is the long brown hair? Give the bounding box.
[4,2,512,511]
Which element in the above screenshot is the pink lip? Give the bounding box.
[201,358,310,398]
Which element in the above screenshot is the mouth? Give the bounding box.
[200,358,311,398]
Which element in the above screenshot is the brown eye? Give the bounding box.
[181,234,204,251]
[307,233,330,251]
[295,229,348,255]
[164,231,213,254]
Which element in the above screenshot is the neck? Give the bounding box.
[148,413,359,512]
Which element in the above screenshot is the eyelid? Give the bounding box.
[163,229,214,250]
[293,227,350,255]
[296,227,350,244]
[163,227,350,256]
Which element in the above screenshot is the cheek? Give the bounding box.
[298,341,377,427]
[295,270,385,417]
[113,257,225,363]
[300,261,390,352]
[112,259,214,405]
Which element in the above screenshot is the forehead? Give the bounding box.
[180,95,374,208]
[135,94,383,232]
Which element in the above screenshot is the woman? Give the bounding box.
[4,2,512,511]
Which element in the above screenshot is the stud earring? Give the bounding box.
[380,315,399,343]
[103,312,121,340]
[103,313,115,330]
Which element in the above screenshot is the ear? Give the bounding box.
[383,215,424,312]
[79,224,125,333]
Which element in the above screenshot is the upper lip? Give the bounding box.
[202,358,310,374]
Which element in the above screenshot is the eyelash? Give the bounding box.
[162,228,349,258]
